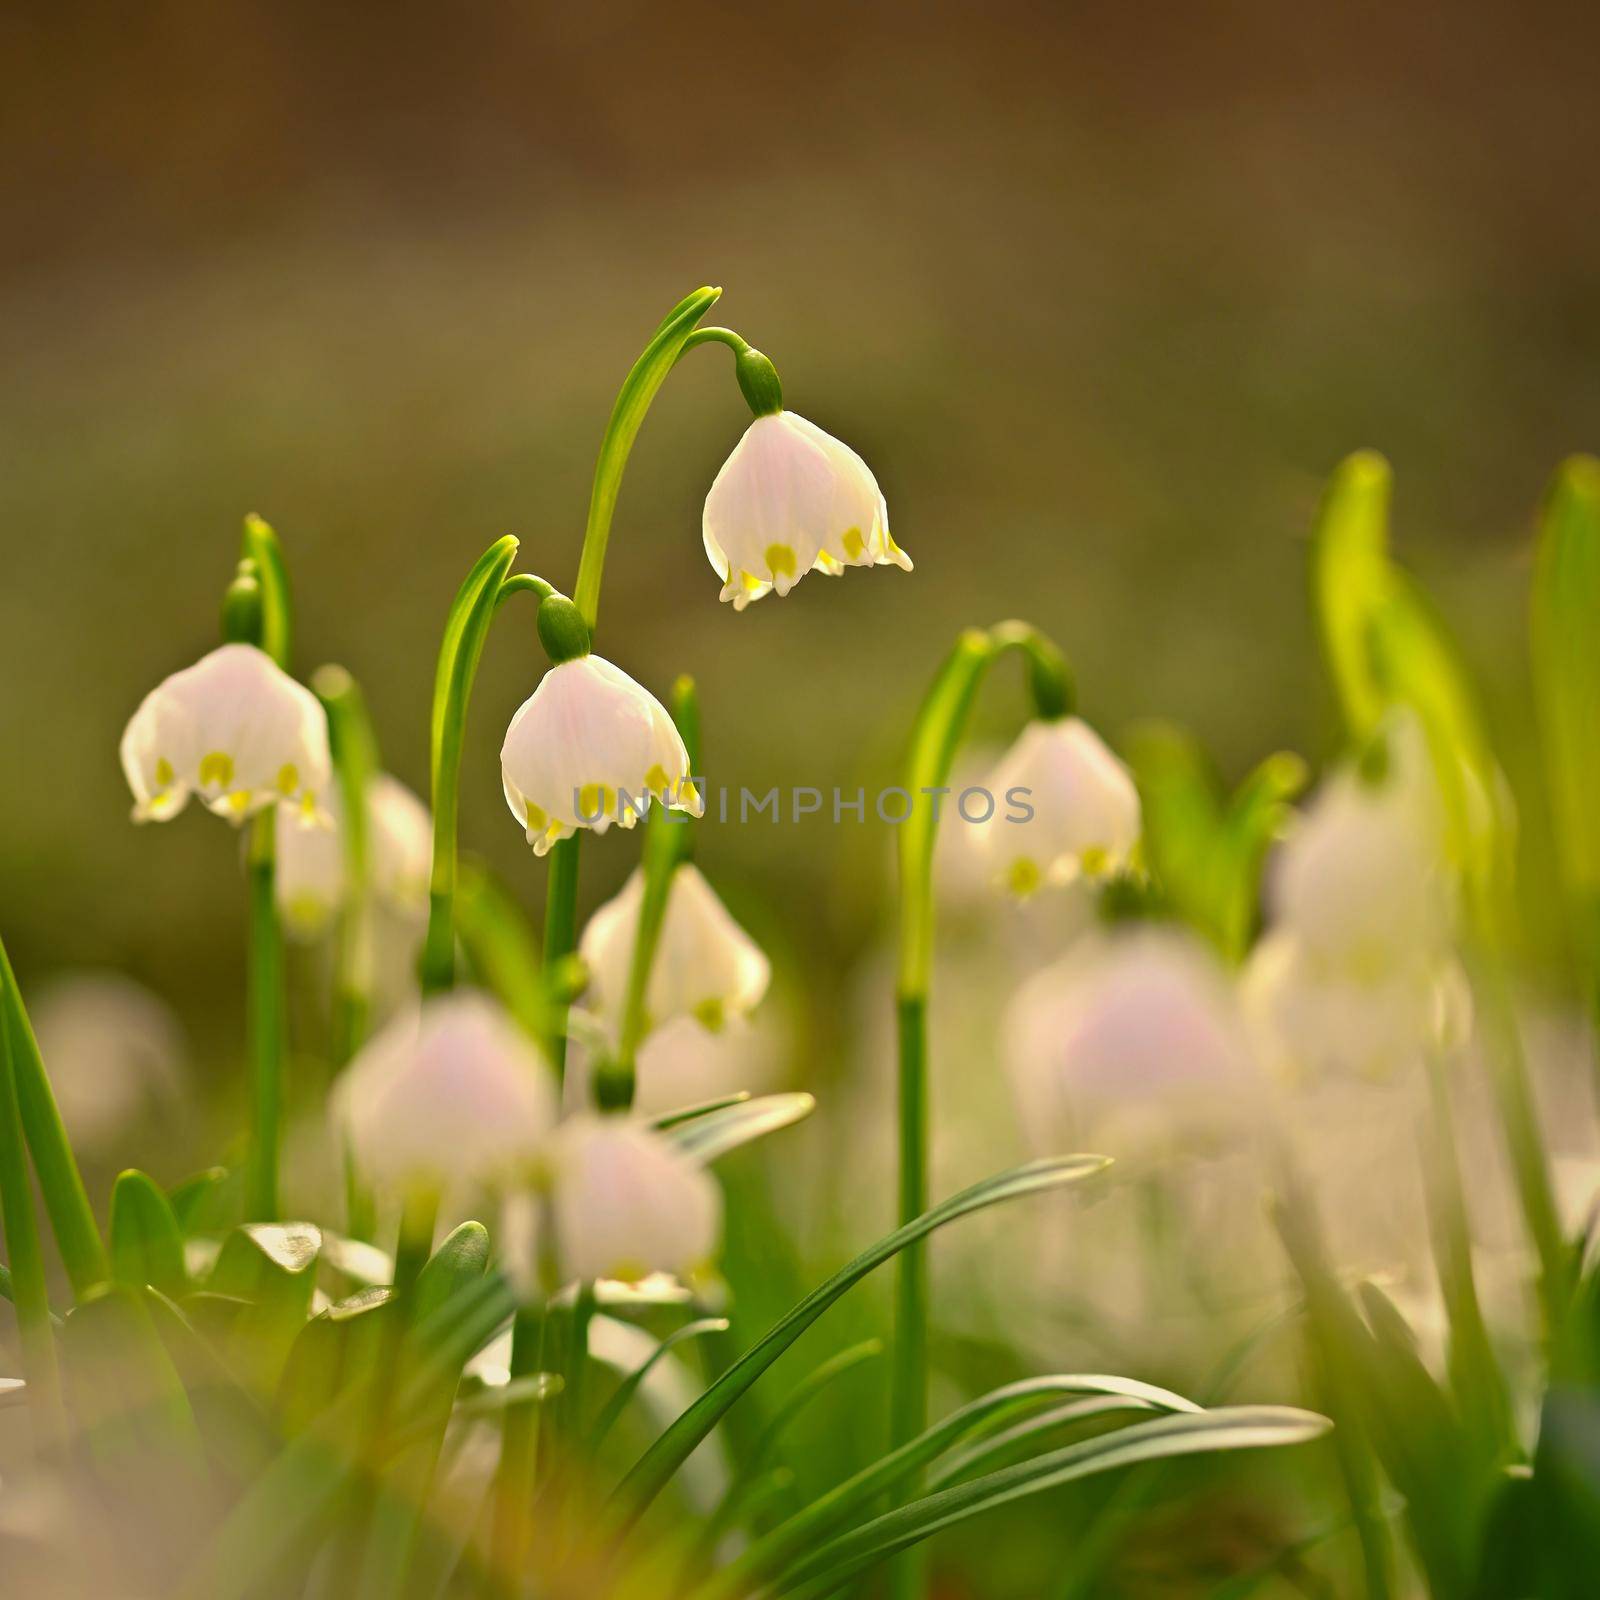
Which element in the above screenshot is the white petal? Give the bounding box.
[579,864,770,1033]
[330,991,557,1191]
[550,1115,721,1284]
[499,656,695,850]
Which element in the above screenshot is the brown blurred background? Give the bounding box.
[4,0,1599,1081]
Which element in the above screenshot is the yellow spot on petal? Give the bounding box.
[692,996,727,1033]
[609,1257,649,1285]
[578,784,614,822]
[198,751,234,790]
[154,756,175,789]
[1079,846,1109,878]
[841,527,865,560]
[644,763,670,794]
[1006,857,1042,898]
[765,543,797,580]
[227,790,251,816]
[276,762,300,796]
[525,801,548,832]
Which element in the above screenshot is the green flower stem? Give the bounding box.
[1469,939,1572,1335]
[489,1302,547,1587]
[236,516,295,1224]
[889,622,1073,1600]
[0,1004,64,1454]
[0,932,106,1296]
[571,286,722,631]
[421,536,523,995]
[606,676,701,1111]
[541,288,722,1076]
[244,811,286,1222]
[315,666,379,1069]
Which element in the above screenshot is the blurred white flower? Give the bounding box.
[1269,715,1453,970]
[579,865,770,1034]
[1003,929,1259,1151]
[969,718,1141,897]
[28,973,186,1152]
[1241,930,1472,1084]
[504,1114,721,1286]
[500,656,701,856]
[1244,714,1470,1082]
[703,411,910,610]
[330,992,556,1192]
[275,773,431,937]
[120,642,331,825]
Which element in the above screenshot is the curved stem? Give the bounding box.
[571,287,722,631]
[888,621,1074,1600]
[420,537,522,994]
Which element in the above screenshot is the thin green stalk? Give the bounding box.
[543,835,583,1079]
[245,810,285,1221]
[0,1011,64,1453]
[608,677,700,1110]
[422,536,522,994]
[888,622,1072,1600]
[1468,940,1572,1335]
[0,932,106,1295]
[490,1304,547,1593]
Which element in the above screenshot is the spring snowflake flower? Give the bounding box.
[578,865,770,1034]
[275,773,432,936]
[970,718,1140,897]
[703,412,911,610]
[1005,929,1260,1152]
[513,1114,722,1286]
[500,655,702,856]
[1243,713,1470,1082]
[330,992,557,1192]
[120,642,331,826]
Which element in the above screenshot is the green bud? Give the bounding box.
[734,347,784,417]
[536,595,591,664]
[592,1055,635,1113]
[545,952,590,1007]
[222,559,265,645]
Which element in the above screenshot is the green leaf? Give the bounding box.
[767,1406,1331,1597]
[588,1316,730,1451]
[205,1221,323,1395]
[606,1154,1110,1538]
[694,1374,1200,1600]
[110,1169,188,1300]
[651,1093,752,1131]
[1531,456,1600,909]
[663,1093,817,1164]
[168,1167,230,1235]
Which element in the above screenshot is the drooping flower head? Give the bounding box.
[120,642,331,825]
[330,991,557,1193]
[969,717,1141,897]
[275,773,432,936]
[527,1114,722,1286]
[579,864,770,1034]
[703,411,911,610]
[500,653,702,855]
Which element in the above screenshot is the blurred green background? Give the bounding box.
[4,0,1599,1063]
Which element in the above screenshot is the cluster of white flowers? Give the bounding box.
[331,991,721,1286]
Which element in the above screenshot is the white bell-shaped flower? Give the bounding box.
[579,865,770,1034]
[1269,716,1453,971]
[330,991,557,1193]
[275,773,432,936]
[1004,929,1260,1151]
[1241,929,1472,1084]
[501,655,702,856]
[542,1114,721,1285]
[969,718,1141,897]
[120,642,331,826]
[703,411,911,610]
